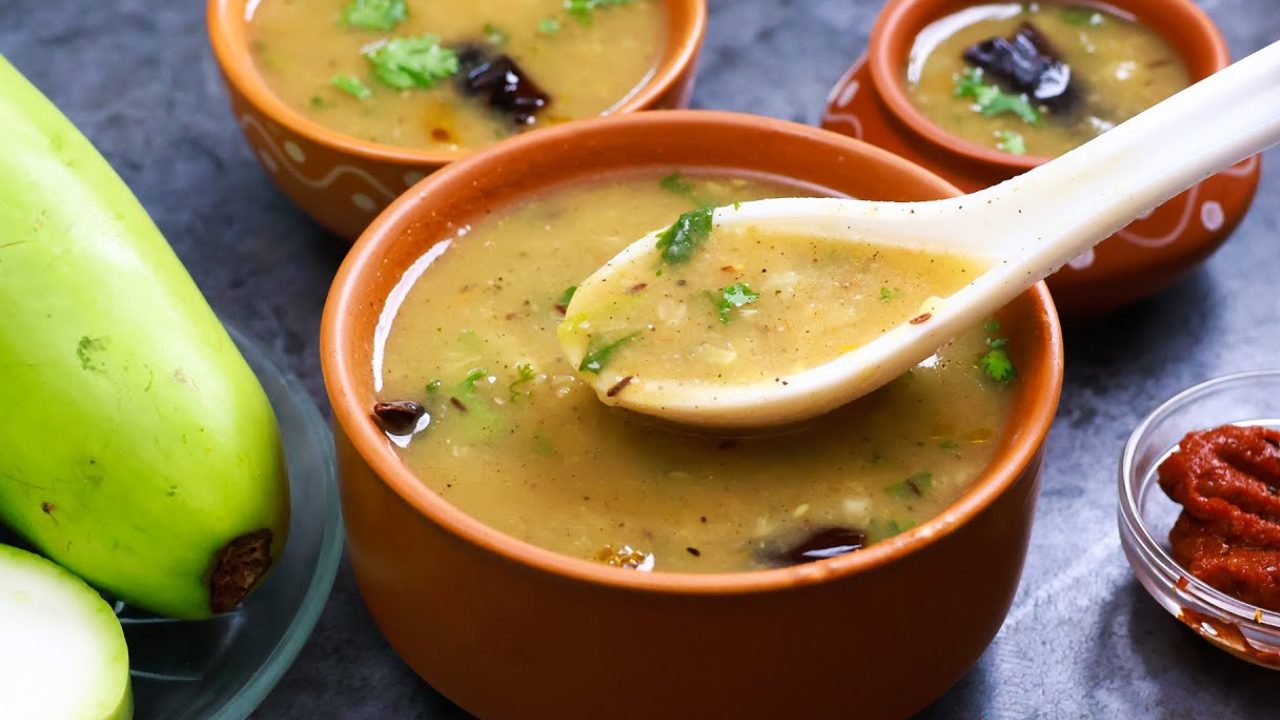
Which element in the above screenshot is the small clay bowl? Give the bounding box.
[321,110,1065,719]
[822,0,1261,314]
[207,0,707,241]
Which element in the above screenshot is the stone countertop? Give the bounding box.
[3,0,1280,717]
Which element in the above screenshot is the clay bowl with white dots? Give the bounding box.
[207,0,707,240]
[820,0,1260,314]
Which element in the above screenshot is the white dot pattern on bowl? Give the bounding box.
[283,140,305,164]
[351,193,376,212]
[1201,201,1225,232]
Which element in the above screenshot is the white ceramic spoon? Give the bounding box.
[563,40,1280,430]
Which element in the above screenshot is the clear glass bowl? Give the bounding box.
[1,326,343,718]
[1119,370,1280,669]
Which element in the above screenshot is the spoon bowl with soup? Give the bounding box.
[564,39,1280,429]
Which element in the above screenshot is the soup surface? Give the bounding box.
[561,217,983,386]
[249,0,665,150]
[906,2,1190,157]
[376,172,1019,573]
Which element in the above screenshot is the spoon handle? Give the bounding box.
[982,38,1280,271]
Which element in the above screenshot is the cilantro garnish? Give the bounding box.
[565,0,637,25]
[425,379,443,394]
[886,471,933,500]
[483,22,510,46]
[341,0,407,31]
[558,285,578,306]
[875,515,916,538]
[979,347,1016,383]
[579,332,641,374]
[462,367,488,391]
[655,206,715,265]
[984,319,1001,333]
[659,173,716,209]
[955,68,1040,124]
[364,36,459,90]
[996,129,1026,155]
[660,173,694,196]
[538,17,562,35]
[939,439,960,450]
[509,363,536,401]
[978,329,1016,384]
[713,283,759,323]
[879,287,901,302]
[330,74,372,100]
[1061,6,1104,26]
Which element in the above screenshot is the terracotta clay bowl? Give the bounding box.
[321,110,1065,720]
[822,0,1261,315]
[207,0,707,241]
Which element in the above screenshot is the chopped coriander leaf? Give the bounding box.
[886,471,933,499]
[483,22,510,46]
[940,440,960,450]
[879,286,901,301]
[509,363,536,401]
[538,17,562,35]
[462,367,488,391]
[425,379,443,394]
[870,517,918,541]
[330,74,372,100]
[565,0,637,25]
[660,173,695,196]
[988,337,1008,350]
[655,206,715,265]
[1062,7,1104,26]
[558,285,578,306]
[983,319,1001,333]
[532,431,556,456]
[341,0,407,31]
[996,129,1026,155]
[954,67,1040,124]
[309,95,331,109]
[713,282,760,323]
[979,347,1016,383]
[365,36,459,90]
[579,331,641,374]
[659,173,715,209]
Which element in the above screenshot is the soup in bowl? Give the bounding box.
[207,0,706,239]
[322,111,1064,719]
[821,0,1260,314]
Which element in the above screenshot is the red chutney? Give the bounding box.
[1158,424,1280,612]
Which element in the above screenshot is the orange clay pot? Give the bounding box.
[822,0,1260,315]
[321,110,1065,720]
[207,0,706,241]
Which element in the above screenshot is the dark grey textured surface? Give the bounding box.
[2,0,1279,717]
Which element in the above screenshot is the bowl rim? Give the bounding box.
[320,109,1065,596]
[206,0,707,167]
[1118,369,1280,629]
[866,0,1231,171]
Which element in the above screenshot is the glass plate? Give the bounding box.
[2,326,343,718]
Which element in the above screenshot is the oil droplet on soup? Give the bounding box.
[560,219,985,386]
[248,0,665,150]
[905,2,1190,158]
[376,172,1018,573]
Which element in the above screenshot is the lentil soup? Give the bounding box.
[374,171,1019,573]
[906,1,1190,157]
[248,0,665,150]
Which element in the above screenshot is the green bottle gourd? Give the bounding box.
[0,56,289,619]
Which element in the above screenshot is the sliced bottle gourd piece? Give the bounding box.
[0,544,132,720]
